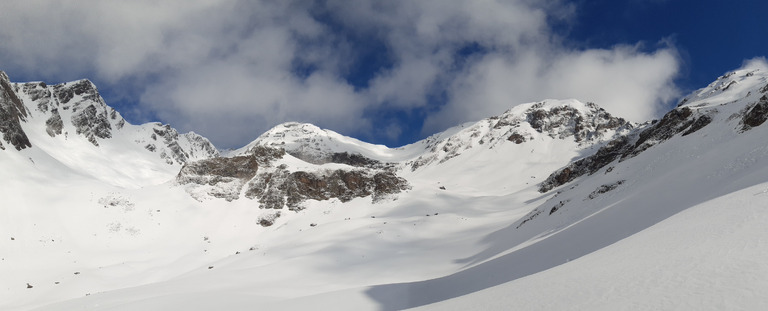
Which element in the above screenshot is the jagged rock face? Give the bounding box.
[152,125,189,164]
[539,106,717,193]
[628,107,713,158]
[539,66,768,193]
[140,123,220,165]
[177,154,262,201]
[244,167,409,210]
[176,146,286,201]
[0,71,32,150]
[410,100,631,171]
[71,104,112,146]
[329,152,382,167]
[45,108,64,137]
[741,95,768,131]
[3,74,220,165]
[178,145,410,207]
[524,102,628,142]
[53,79,100,104]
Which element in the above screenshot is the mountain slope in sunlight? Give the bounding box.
[2,61,768,310]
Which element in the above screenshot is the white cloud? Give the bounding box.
[424,44,680,133]
[0,0,682,148]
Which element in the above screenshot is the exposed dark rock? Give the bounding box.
[53,79,99,104]
[153,125,191,163]
[284,149,385,169]
[179,155,260,182]
[178,147,281,201]
[22,82,52,112]
[330,152,380,167]
[244,168,289,208]
[540,136,632,192]
[628,108,694,158]
[588,180,625,199]
[71,104,112,146]
[507,133,526,144]
[177,154,262,201]
[45,108,64,137]
[741,95,768,131]
[0,72,32,151]
[411,101,630,171]
[258,212,281,227]
[152,124,220,164]
[525,102,628,142]
[682,114,712,136]
[244,166,409,210]
[549,200,569,215]
[244,145,287,163]
[516,209,541,229]
[722,80,737,91]
[540,106,714,192]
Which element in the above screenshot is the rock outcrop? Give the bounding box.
[244,166,409,210]
[539,106,715,193]
[409,100,631,171]
[178,145,410,208]
[0,71,32,150]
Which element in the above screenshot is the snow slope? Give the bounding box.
[3,61,768,310]
[0,75,218,187]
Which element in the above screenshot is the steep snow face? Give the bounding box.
[0,74,219,187]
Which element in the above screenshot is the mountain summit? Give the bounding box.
[2,63,768,310]
[0,72,218,187]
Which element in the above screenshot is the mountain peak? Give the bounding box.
[408,99,631,171]
[0,72,219,187]
[679,60,768,109]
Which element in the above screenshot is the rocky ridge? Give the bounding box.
[0,71,32,150]
[539,64,768,193]
[408,99,633,171]
[0,72,219,166]
[177,145,410,209]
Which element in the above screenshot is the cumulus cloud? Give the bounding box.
[424,44,680,133]
[0,0,681,148]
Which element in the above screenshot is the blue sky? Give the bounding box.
[0,1,766,149]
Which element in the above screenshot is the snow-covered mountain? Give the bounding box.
[2,62,768,310]
[0,71,218,187]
